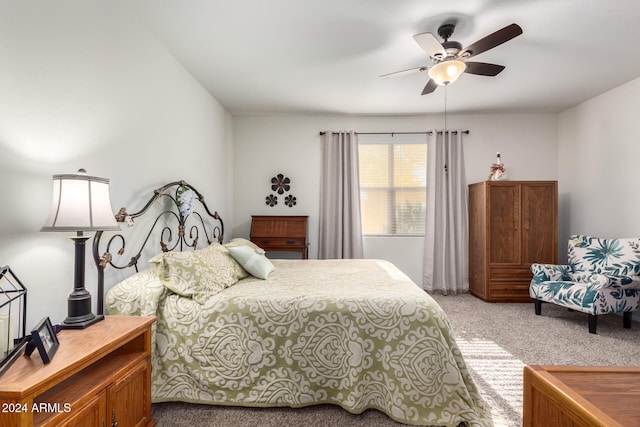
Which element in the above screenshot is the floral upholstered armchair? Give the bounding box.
[529,235,640,334]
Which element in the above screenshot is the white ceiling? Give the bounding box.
[131,0,640,115]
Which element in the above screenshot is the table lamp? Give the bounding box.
[41,169,119,329]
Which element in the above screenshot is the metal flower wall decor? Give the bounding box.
[265,173,297,208]
[271,174,290,194]
[265,194,278,207]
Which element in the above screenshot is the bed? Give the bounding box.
[95,181,493,427]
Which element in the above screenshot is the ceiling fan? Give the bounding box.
[381,22,523,95]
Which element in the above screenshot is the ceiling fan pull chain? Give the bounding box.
[443,84,449,176]
[444,84,448,134]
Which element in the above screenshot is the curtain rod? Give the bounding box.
[318,130,469,136]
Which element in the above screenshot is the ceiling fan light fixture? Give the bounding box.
[428,60,467,85]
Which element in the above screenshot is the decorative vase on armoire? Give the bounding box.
[468,180,558,302]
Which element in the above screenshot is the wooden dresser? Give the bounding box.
[523,365,640,426]
[468,181,557,302]
[0,315,156,427]
[250,215,309,259]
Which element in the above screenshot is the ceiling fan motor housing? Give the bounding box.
[442,40,462,59]
[435,24,462,60]
[437,23,455,41]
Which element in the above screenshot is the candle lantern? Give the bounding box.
[0,266,27,377]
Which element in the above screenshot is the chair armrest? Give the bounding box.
[604,275,640,289]
[530,264,570,284]
[573,274,640,290]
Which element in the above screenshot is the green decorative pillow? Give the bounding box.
[228,245,275,279]
[149,244,249,303]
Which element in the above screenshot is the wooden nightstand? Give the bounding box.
[0,315,156,427]
[523,365,640,426]
[250,215,309,259]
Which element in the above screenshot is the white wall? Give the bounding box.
[232,113,558,284]
[0,1,231,328]
[558,76,640,260]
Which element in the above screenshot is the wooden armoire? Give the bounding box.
[468,180,558,302]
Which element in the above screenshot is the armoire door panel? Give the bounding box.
[522,184,557,264]
[489,184,521,264]
[468,185,487,297]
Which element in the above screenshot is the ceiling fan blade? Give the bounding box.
[413,32,446,59]
[421,79,438,95]
[459,23,523,59]
[464,61,505,76]
[379,66,428,79]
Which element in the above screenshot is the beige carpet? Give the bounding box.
[152,294,640,426]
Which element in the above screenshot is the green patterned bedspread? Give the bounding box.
[107,259,493,426]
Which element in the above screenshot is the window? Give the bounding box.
[358,136,427,235]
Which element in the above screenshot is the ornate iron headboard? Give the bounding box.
[92,180,224,315]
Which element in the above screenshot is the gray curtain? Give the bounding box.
[423,130,468,293]
[318,131,364,259]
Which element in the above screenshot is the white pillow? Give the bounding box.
[224,237,261,250]
[228,245,275,279]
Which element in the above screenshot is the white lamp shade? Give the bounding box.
[428,60,467,85]
[41,170,119,232]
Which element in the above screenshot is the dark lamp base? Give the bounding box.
[59,233,105,330]
[61,313,104,330]
[61,283,104,329]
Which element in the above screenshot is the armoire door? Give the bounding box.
[522,183,557,264]
[488,183,521,265]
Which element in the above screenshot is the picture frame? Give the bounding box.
[28,317,59,364]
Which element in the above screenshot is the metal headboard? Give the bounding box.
[92,180,224,315]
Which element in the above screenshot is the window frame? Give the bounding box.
[358,134,427,237]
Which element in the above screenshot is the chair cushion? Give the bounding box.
[530,281,599,312]
[568,272,610,288]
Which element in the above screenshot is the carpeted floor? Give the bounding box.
[152,294,640,426]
